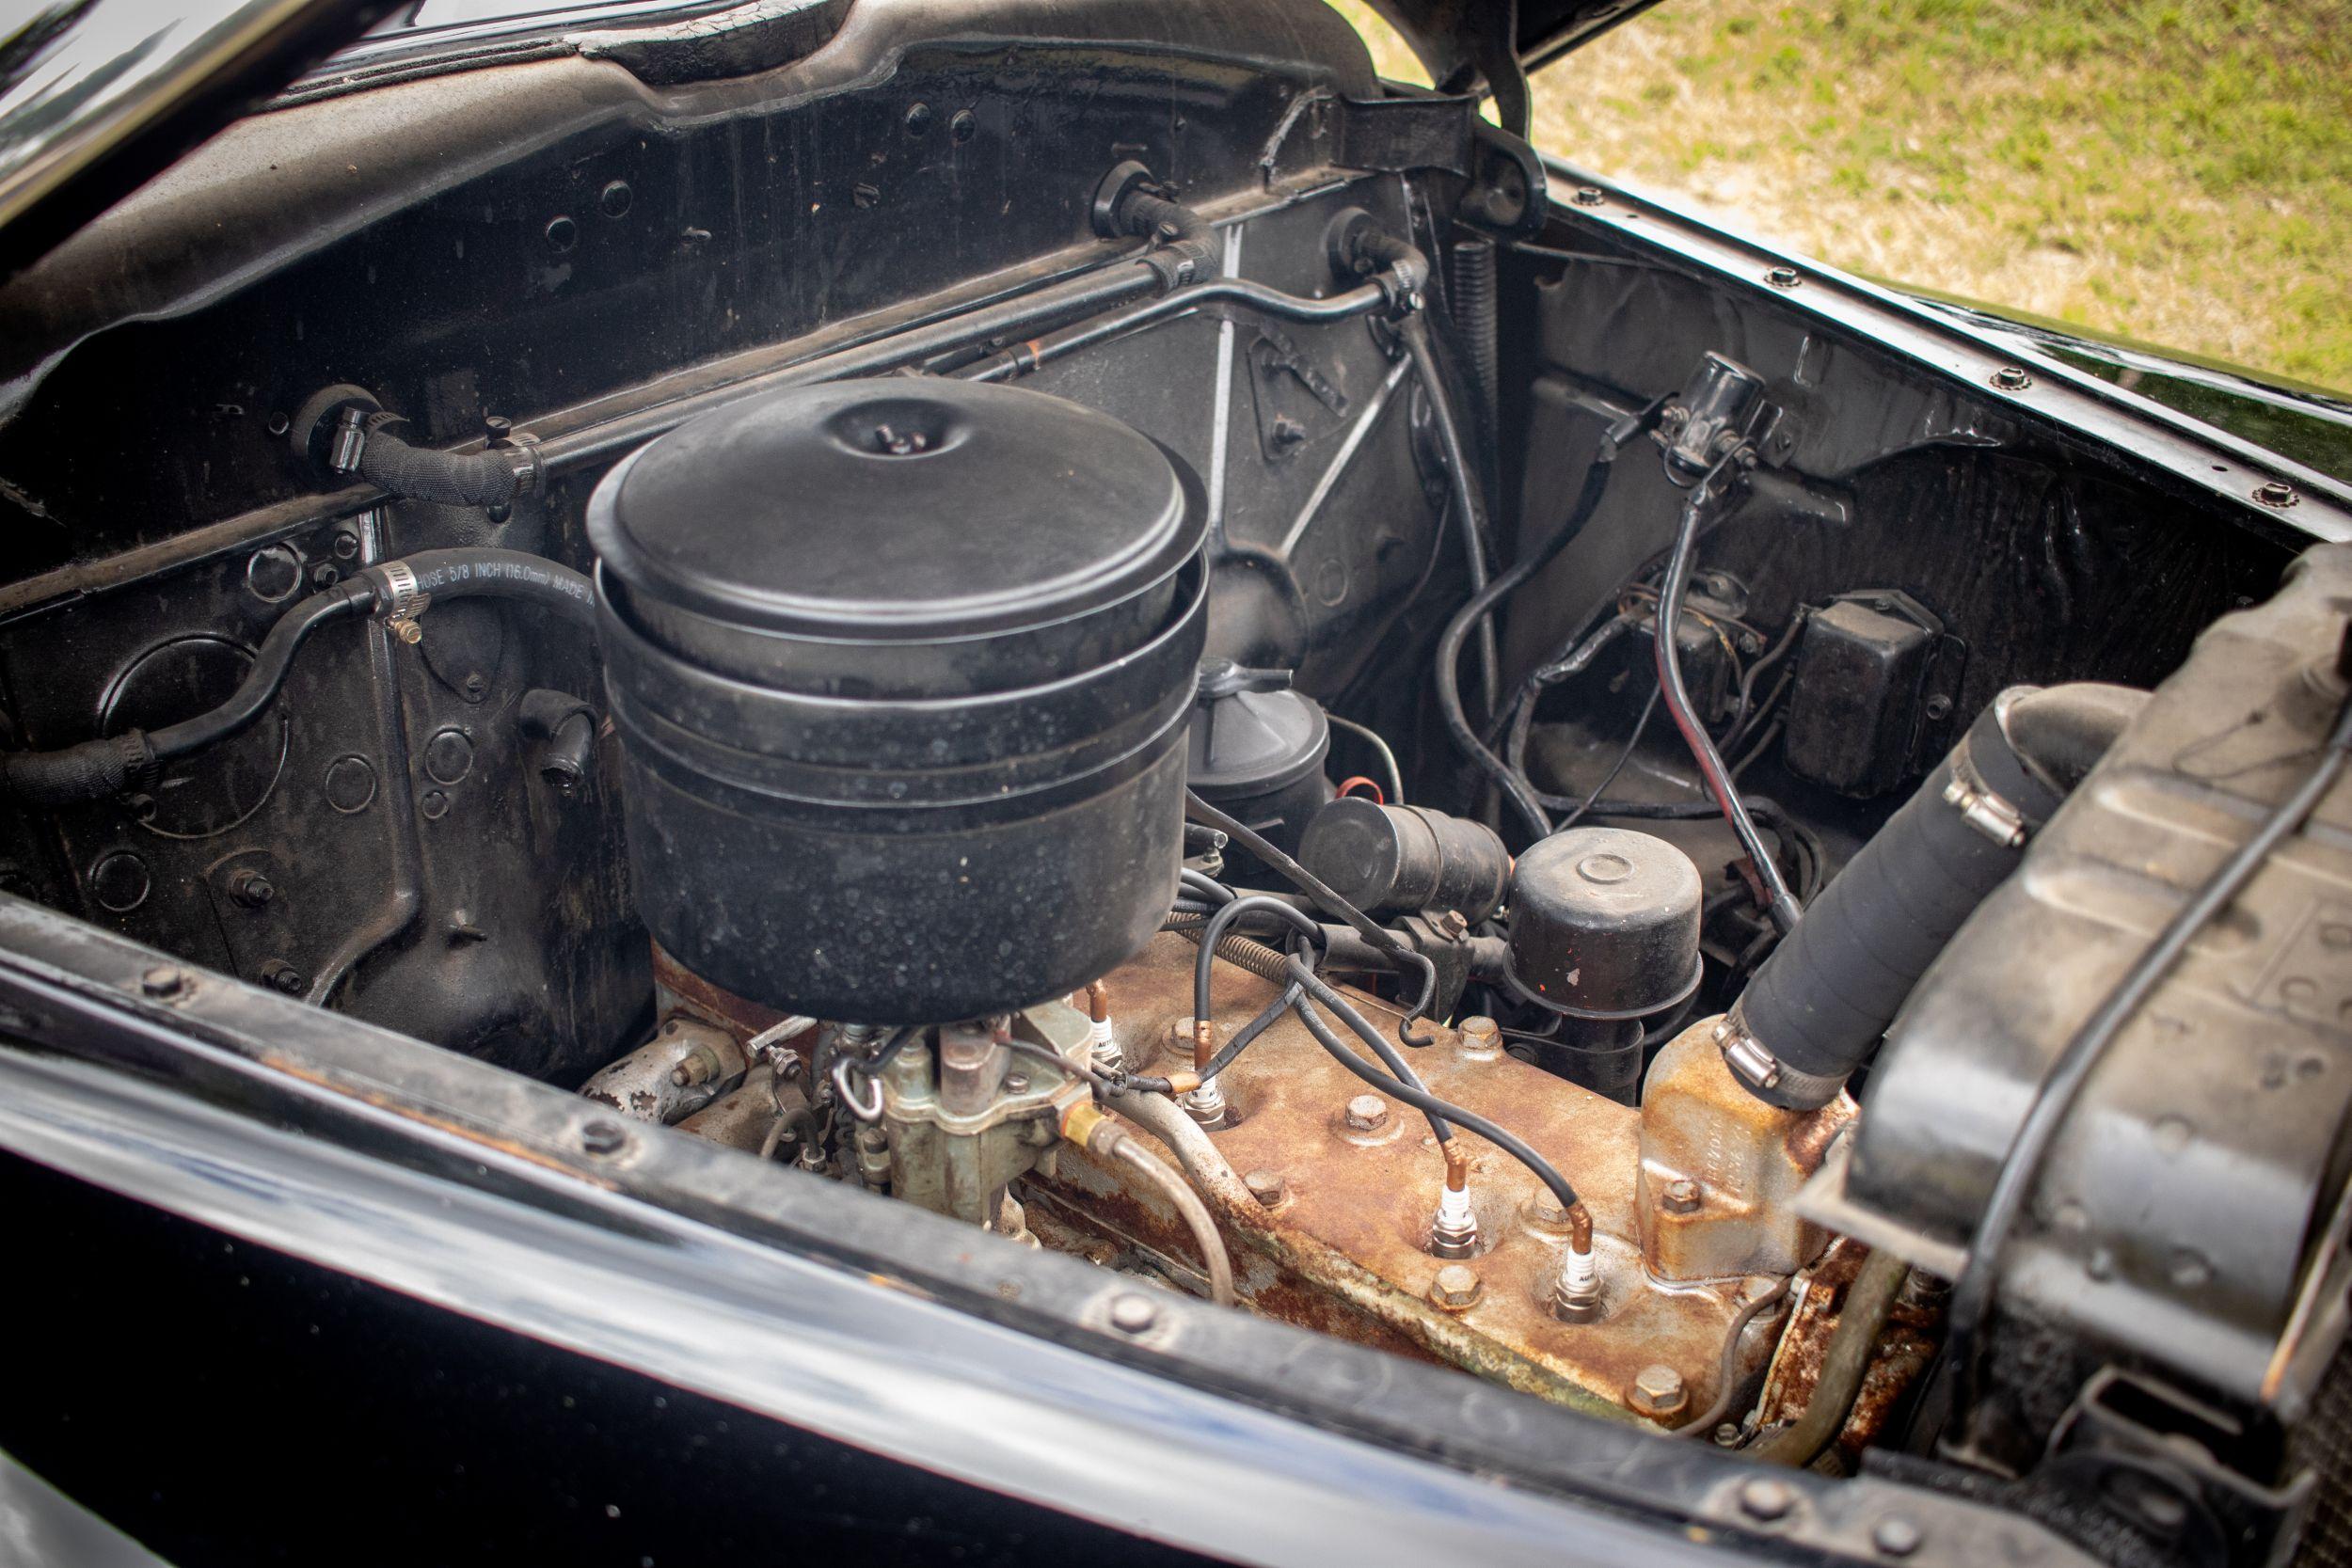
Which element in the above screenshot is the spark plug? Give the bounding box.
[1429,1142,1479,1259]
[1550,1204,1604,1323]
[1085,979,1120,1073]
[1183,1014,1231,1127]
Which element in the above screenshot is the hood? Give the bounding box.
[0,0,1634,279]
[0,0,394,277]
[1357,0,1669,135]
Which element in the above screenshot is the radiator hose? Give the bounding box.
[1718,682,2149,1110]
[0,549,595,807]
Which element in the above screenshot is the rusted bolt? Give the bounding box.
[1107,1292,1158,1334]
[580,1119,629,1157]
[139,965,186,999]
[1458,1015,1502,1058]
[1765,264,1802,289]
[1429,1263,1482,1309]
[1872,1516,1923,1558]
[2254,480,2299,508]
[1661,1177,1702,1214]
[1738,1476,1795,1522]
[1244,1169,1287,1206]
[1571,186,1604,206]
[1629,1363,1687,1418]
[260,959,305,995]
[228,868,274,909]
[1343,1094,1389,1132]
[1990,365,2032,390]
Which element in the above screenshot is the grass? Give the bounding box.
[1330,0,2352,392]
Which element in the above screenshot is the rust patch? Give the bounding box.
[653,942,815,1061]
[257,1051,617,1186]
[1042,936,1783,1419]
[1756,1238,1939,1457]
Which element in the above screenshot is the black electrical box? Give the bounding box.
[1783,591,1947,798]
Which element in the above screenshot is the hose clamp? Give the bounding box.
[374,560,432,645]
[1942,754,2026,848]
[1714,1012,1848,1111]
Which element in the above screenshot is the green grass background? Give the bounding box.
[1333,0,2352,392]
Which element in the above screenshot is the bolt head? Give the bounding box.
[1002,1070,1031,1094]
[580,1119,628,1156]
[1738,1477,1795,1522]
[1107,1292,1158,1334]
[1572,185,1605,206]
[1458,1016,1502,1057]
[1430,1264,1482,1308]
[138,965,186,999]
[1661,1177,1703,1214]
[1765,265,1802,288]
[1343,1094,1389,1132]
[229,869,275,908]
[1871,1516,1922,1558]
[1629,1363,1688,1417]
[1991,365,2033,390]
[2255,480,2300,508]
[1244,1169,1287,1207]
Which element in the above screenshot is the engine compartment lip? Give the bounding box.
[1533,159,2352,545]
[0,893,2097,1568]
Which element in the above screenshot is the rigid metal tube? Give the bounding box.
[1753,1250,1908,1467]
[1109,1134,1236,1308]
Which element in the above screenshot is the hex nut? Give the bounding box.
[580,1120,629,1157]
[1244,1170,1287,1207]
[1572,186,1605,205]
[1458,1016,1502,1058]
[1343,1094,1389,1132]
[1629,1363,1687,1418]
[1108,1292,1158,1334]
[1765,264,1802,288]
[1661,1177,1703,1215]
[1430,1264,1482,1309]
[2255,480,2300,508]
[1990,365,2033,390]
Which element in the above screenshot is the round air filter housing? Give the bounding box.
[590,379,1207,1022]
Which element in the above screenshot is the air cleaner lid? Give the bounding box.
[589,379,1199,644]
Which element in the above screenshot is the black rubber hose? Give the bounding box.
[1727,683,2149,1109]
[0,550,596,807]
[356,415,527,508]
[1433,411,1646,842]
[0,583,371,804]
[348,548,597,634]
[1401,312,1500,721]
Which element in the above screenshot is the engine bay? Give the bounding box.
[2,3,2348,1561]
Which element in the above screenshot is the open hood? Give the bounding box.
[1358,0,1669,135]
[0,0,1633,280]
[0,0,393,277]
